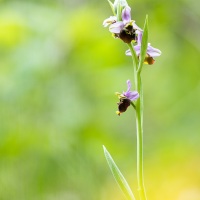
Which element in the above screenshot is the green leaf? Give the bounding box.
[103,145,136,200]
[138,15,148,74]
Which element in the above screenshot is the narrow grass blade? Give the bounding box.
[103,145,136,200]
[138,15,148,73]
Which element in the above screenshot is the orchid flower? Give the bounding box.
[103,6,142,43]
[116,80,139,115]
[126,30,162,64]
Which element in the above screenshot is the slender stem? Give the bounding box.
[127,43,138,70]
[130,102,136,110]
[135,73,147,200]
[128,43,147,200]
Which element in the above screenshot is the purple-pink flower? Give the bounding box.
[126,30,161,64]
[123,80,139,101]
[116,80,139,115]
[103,6,141,43]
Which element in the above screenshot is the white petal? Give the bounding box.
[103,16,117,27]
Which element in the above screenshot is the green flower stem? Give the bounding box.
[128,43,147,200]
[135,73,147,200]
[130,102,136,110]
[127,43,138,70]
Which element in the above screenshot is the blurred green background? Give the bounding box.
[0,0,200,199]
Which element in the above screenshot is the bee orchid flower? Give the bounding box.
[103,6,142,43]
[116,80,139,115]
[126,30,162,64]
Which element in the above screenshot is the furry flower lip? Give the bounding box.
[126,30,162,64]
[103,6,141,43]
[116,80,139,115]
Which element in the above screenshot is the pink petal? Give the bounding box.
[109,21,124,33]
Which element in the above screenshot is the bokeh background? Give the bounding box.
[0,0,200,199]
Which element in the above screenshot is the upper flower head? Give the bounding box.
[126,30,162,64]
[116,80,139,115]
[103,5,142,43]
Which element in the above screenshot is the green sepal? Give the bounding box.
[138,15,148,74]
[116,0,122,21]
[103,145,136,200]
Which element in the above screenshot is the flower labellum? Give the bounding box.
[116,80,139,115]
[116,97,131,116]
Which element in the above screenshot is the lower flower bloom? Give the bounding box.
[116,80,139,115]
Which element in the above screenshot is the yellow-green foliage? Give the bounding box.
[0,0,200,200]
